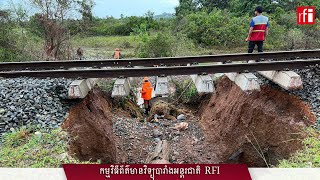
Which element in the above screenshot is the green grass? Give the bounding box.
[71,35,137,59]
[0,127,93,168]
[70,35,248,60]
[72,35,138,49]
[278,128,320,168]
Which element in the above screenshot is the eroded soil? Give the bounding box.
[62,77,316,166]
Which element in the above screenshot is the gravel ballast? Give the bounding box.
[0,78,73,135]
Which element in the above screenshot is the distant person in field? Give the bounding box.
[141,77,153,115]
[245,6,269,53]
[77,47,84,60]
[113,48,122,59]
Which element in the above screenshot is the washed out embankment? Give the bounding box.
[200,77,316,167]
[62,88,116,163]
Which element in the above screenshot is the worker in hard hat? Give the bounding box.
[141,77,153,115]
[112,48,122,59]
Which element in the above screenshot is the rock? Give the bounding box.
[57,153,68,161]
[173,131,180,136]
[153,129,163,138]
[0,108,5,114]
[173,122,189,131]
[177,114,186,121]
[0,78,73,134]
[35,131,42,139]
[154,138,161,143]
[172,136,179,141]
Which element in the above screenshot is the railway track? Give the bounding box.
[0,59,319,78]
[0,50,320,71]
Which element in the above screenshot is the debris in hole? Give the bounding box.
[172,122,189,131]
[177,114,186,121]
[146,140,171,164]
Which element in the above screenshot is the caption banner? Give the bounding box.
[63,164,252,180]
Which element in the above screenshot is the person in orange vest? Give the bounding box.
[141,77,153,115]
[245,6,269,53]
[112,48,122,59]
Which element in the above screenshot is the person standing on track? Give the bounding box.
[141,77,153,115]
[112,48,122,59]
[245,6,269,53]
[77,47,84,60]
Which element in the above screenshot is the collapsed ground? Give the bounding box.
[61,76,318,167]
[0,65,319,167]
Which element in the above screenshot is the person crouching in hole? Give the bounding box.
[141,77,153,115]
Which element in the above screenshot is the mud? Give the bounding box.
[200,77,316,166]
[62,88,116,163]
[61,76,316,167]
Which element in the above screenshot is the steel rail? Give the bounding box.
[0,50,320,71]
[0,59,318,78]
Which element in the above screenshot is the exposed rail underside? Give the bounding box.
[0,59,319,78]
[0,50,320,71]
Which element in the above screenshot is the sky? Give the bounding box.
[0,0,179,18]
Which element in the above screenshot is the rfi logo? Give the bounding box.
[297,6,315,25]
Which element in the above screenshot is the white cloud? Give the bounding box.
[160,0,179,6]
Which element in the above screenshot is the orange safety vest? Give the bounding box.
[114,50,121,59]
[141,81,153,100]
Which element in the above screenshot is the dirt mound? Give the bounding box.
[62,88,116,163]
[200,77,316,167]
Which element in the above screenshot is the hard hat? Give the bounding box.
[143,77,149,82]
[115,48,120,51]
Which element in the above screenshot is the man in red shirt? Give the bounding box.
[245,6,269,53]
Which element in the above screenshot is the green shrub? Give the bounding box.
[135,30,174,58]
[284,28,307,50]
[172,79,199,104]
[181,9,248,48]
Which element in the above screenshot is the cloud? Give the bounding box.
[160,0,179,6]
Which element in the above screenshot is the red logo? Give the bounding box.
[297,6,315,25]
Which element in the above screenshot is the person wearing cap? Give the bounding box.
[245,6,269,53]
[112,48,122,59]
[141,77,153,115]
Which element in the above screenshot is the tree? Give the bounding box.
[0,10,17,61]
[175,0,197,17]
[29,0,94,60]
[76,0,94,32]
[197,0,230,12]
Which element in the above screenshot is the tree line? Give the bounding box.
[0,0,320,61]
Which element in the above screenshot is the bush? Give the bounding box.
[181,9,248,48]
[264,20,286,50]
[172,79,199,104]
[284,28,306,50]
[135,31,174,58]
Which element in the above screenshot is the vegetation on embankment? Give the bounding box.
[0,127,93,167]
[278,128,320,168]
